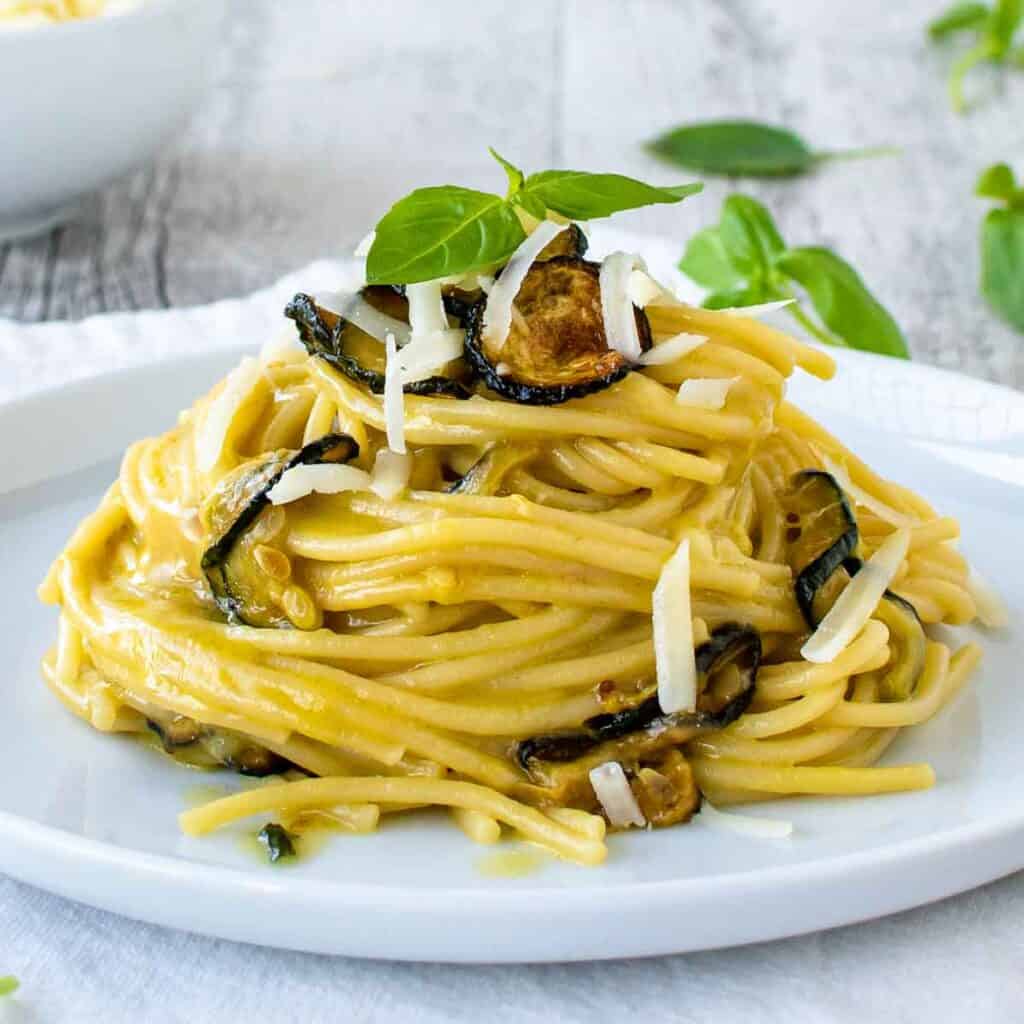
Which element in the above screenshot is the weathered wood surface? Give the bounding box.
[2,0,1023,385]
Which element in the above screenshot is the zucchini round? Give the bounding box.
[442,223,589,322]
[517,623,760,769]
[781,470,859,627]
[201,433,359,627]
[464,255,651,406]
[284,291,472,399]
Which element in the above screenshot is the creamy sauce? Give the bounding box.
[476,845,548,879]
[182,783,231,809]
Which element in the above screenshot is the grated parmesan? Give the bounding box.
[369,449,413,500]
[196,357,264,473]
[802,528,910,664]
[589,762,646,828]
[638,332,707,366]
[267,463,371,505]
[653,537,697,714]
[821,453,917,529]
[675,377,737,410]
[317,290,411,346]
[482,220,567,352]
[719,298,795,318]
[599,252,646,362]
[384,332,406,454]
[700,800,793,839]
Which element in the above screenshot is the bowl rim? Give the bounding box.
[0,0,215,38]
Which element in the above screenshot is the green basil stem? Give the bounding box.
[813,144,902,165]
[950,38,998,111]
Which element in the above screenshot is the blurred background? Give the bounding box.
[0,0,1022,385]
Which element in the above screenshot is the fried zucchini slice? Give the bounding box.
[442,223,589,321]
[517,624,760,796]
[285,290,471,399]
[201,433,359,627]
[464,255,651,405]
[781,470,859,626]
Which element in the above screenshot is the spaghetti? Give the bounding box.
[39,225,991,867]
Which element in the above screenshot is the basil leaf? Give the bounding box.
[649,120,817,177]
[366,186,525,285]
[488,147,525,197]
[678,226,749,291]
[718,195,787,279]
[0,977,18,998]
[777,246,909,358]
[521,170,701,220]
[980,207,1024,330]
[928,1,991,38]
[989,0,1023,49]
[976,162,1018,200]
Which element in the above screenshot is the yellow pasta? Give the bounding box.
[38,261,991,867]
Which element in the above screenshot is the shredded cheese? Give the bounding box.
[653,537,696,714]
[700,801,793,839]
[369,449,413,500]
[317,291,411,346]
[821,454,916,528]
[406,281,448,339]
[267,463,372,505]
[397,329,465,382]
[195,357,264,473]
[720,298,795,318]
[383,332,406,454]
[627,268,667,309]
[675,377,737,410]
[482,221,567,352]
[802,528,911,664]
[966,565,1009,629]
[599,252,646,362]
[638,332,707,367]
[589,762,646,828]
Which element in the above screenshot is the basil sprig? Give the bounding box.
[365,150,701,285]
[976,162,1024,331]
[0,976,18,998]
[928,0,1024,111]
[679,194,909,359]
[647,120,896,178]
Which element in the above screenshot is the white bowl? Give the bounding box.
[0,0,224,242]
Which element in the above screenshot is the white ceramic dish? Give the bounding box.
[0,346,1019,962]
[0,0,224,242]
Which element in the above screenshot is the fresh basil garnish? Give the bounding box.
[518,171,701,220]
[0,976,18,998]
[679,194,909,358]
[647,120,896,178]
[976,162,1024,331]
[365,151,701,285]
[927,0,1024,111]
[365,186,525,286]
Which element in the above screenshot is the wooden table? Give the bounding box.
[2,0,1023,386]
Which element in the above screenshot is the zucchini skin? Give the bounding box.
[517,623,760,768]
[201,432,359,624]
[284,292,472,399]
[463,256,649,406]
[787,469,860,627]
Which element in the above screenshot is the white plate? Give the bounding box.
[0,346,1020,963]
